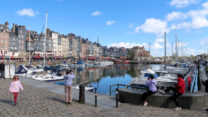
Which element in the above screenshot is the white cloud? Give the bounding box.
[185,48,206,56]
[92,11,102,16]
[169,1,208,30]
[155,38,164,43]
[108,42,146,49]
[135,18,168,35]
[166,12,187,21]
[106,20,116,26]
[200,37,208,47]
[17,8,39,17]
[170,0,197,8]
[174,16,208,29]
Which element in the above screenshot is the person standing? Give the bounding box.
[141,74,157,106]
[64,70,74,104]
[202,78,208,111]
[188,75,192,91]
[9,75,24,106]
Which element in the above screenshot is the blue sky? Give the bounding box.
[0,0,208,56]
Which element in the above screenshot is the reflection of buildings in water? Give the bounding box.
[72,64,147,85]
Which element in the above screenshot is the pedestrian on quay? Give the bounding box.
[202,78,208,111]
[141,74,157,106]
[188,75,192,91]
[9,75,24,106]
[163,74,185,111]
[64,70,74,104]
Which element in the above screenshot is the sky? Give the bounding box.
[0,0,208,57]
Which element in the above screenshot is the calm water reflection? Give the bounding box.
[71,64,155,96]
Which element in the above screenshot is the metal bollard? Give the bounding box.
[95,88,97,107]
[79,84,85,103]
[109,85,111,96]
[116,88,118,108]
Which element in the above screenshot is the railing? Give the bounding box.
[109,83,148,96]
[184,66,198,93]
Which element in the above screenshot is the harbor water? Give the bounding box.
[55,64,159,96]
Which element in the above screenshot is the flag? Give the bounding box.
[11,52,14,61]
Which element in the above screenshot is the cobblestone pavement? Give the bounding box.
[0,79,207,117]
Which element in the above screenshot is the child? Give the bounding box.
[9,75,24,106]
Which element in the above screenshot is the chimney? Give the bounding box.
[12,23,15,33]
[41,32,43,37]
[46,28,50,36]
[5,22,9,28]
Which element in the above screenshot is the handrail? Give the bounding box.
[193,69,198,92]
[109,83,147,96]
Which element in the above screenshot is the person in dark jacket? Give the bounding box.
[202,79,208,111]
[202,79,208,93]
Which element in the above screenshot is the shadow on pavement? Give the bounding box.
[46,97,66,104]
[0,99,13,106]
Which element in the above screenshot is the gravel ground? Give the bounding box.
[0,79,207,117]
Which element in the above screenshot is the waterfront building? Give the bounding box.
[10,23,27,59]
[50,30,59,58]
[131,46,152,62]
[26,30,36,58]
[0,22,10,59]
[88,43,95,57]
[102,46,108,57]
[59,35,69,58]
[68,33,79,58]
[33,33,53,58]
[94,43,99,57]
[77,36,82,57]
[67,33,74,57]
[81,39,90,57]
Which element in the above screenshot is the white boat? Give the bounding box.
[28,74,63,81]
[73,85,94,91]
[100,61,114,66]
[131,69,177,87]
[85,63,94,67]
[15,65,44,76]
[59,64,68,69]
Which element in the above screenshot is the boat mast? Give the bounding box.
[175,30,178,66]
[164,32,166,70]
[44,12,48,67]
[28,26,31,66]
